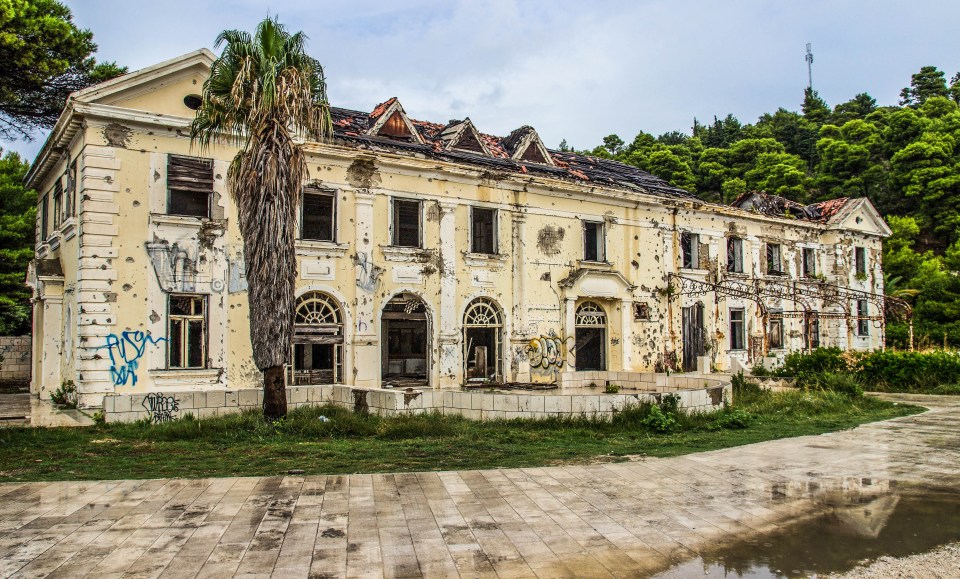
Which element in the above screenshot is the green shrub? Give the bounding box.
[932,384,960,395]
[750,363,771,377]
[713,408,754,429]
[732,372,762,397]
[604,383,621,394]
[816,371,864,398]
[50,380,77,408]
[642,404,677,433]
[776,348,849,387]
[855,350,960,392]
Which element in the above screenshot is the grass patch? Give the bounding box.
[0,389,922,482]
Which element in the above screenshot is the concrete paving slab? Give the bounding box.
[0,394,958,577]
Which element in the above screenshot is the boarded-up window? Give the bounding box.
[804,311,820,349]
[302,188,335,242]
[766,243,783,275]
[729,309,745,350]
[681,232,699,269]
[726,237,743,273]
[520,143,550,164]
[471,207,496,254]
[392,199,421,247]
[169,295,206,368]
[583,221,605,262]
[380,111,414,139]
[167,155,213,218]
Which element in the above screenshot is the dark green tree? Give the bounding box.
[802,88,830,125]
[831,92,877,125]
[900,65,949,107]
[0,150,36,335]
[0,0,126,139]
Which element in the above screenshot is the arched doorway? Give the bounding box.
[575,301,607,371]
[463,297,503,383]
[382,293,430,385]
[290,291,344,384]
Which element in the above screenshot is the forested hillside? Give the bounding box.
[575,65,960,348]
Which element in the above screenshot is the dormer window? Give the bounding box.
[380,111,413,139]
[367,98,424,144]
[440,118,490,155]
[504,125,555,166]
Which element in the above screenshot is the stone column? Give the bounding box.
[510,211,529,381]
[564,297,577,370]
[351,189,378,387]
[620,298,632,371]
[437,201,460,387]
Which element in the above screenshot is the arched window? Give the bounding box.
[290,292,343,384]
[463,297,503,382]
[575,301,606,371]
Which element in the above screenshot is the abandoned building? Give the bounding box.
[25,49,894,416]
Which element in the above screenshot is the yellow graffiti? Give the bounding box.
[527,335,568,369]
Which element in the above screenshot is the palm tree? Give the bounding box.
[191,18,332,419]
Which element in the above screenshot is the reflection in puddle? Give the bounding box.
[655,488,960,578]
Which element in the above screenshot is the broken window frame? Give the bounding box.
[290,291,344,384]
[470,206,497,255]
[582,220,605,262]
[766,243,783,275]
[768,311,784,350]
[300,187,336,242]
[729,308,745,350]
[726,237,744,273]
[463,297,503,383]
[167,155,213,219]
[167,294,207,369]
[681,232,700,269]
[633,302,650,321]
[391,198,422,248]
[802,247,817,278]
[857,299,869,336]
[855,246,867,277]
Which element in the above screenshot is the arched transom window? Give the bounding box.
[295,292,342,329]
[576,302,606,327]
[464,297,503,327]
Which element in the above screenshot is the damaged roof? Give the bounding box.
[731,191,852,223]
[330,101,695,200]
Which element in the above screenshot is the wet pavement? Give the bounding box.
[0,393,958,577]
[0,393,94,428]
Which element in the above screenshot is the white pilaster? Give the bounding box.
[351,188,379,387]
[437,201,459,385]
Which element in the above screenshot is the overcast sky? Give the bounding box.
[5,0,960,162]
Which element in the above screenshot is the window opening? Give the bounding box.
[857,299,870,336]
[382,293,429,384]
[290,291,343,384]
[380,111,413,139]
[52,179,63,230]
[301,188,336,242]
[40,194,49,241]
[768,312,784,350]
[855,247,867,277]
[167,155,213,218]
[471,207,496,254]
[392,199,421,247]
[168,295,206,368]
[66,159,77,218]
[766,243,783,275]
[583,221,605,262]
[802,247,817,278]
[633,302,650,321]
[729,308,745,350]
[681,232,700,269]
[575,301,607,371]
[463,298,503,382]
[727,237,743,273]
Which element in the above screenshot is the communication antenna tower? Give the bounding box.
[805,43,814,90]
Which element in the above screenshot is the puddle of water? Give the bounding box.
[654,489,960,578]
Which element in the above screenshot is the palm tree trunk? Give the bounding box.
[262,365,287,419]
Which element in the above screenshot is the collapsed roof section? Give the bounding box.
[731,191,853,223]
[331,98,695,200]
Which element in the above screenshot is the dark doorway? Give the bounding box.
[463,297,503,383]
[575,301,607,371]
[682,303,706,372]
[292,343,336,384]
[382,294,429,384]
[290,292,343,384]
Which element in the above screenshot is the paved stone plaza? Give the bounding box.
[0,394,958,578]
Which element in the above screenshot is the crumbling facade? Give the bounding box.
[26,50,892,408]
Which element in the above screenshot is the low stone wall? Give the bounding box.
[103,379,732,423]
[556,370,729,392]
[0,336,31,390]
